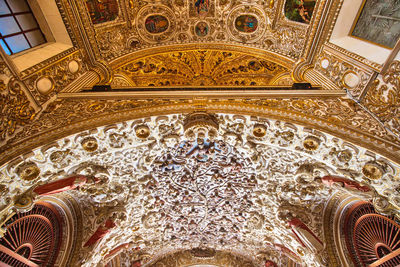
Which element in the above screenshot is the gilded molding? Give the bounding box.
[0,73,36,144]
[22,51,88,104]
[314,49,373,98]
[291,0,343,81]
[324,42,382,73]
[114,50,289,87]
[69,1,310,63]
[0,97,399,167]
[109,43,295,71]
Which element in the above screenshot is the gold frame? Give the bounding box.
[349,0,395,50]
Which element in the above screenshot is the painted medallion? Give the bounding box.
[284,0,316,24]
[145,15,169,34]
[195,22,209,37]
[235,15,258,33]
[85,0,119,24]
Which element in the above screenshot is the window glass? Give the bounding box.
[0,17,20,35]
[5,34,29,54]
[0,0,10,15]
[26,30,45,46]
[0,39,10,54]
[0,0,46,55]
[16,14,38,31]
[7,0,29,13]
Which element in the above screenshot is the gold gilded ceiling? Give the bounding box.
[0,0,400,266]
[113,50,289,87]
[86,0,309,62]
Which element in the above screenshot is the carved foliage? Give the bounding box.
[89,1,308,60]
[314,50,372,98]
[23,51,88,103]
[1,114,399,267]
[115,50,288,86]
[363,60,400,139]
[0,62,36,143]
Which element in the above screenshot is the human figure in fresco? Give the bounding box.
[285,0,314,23]
[243,16,258,32]
[195,0,209,16]
[86,0,118,24]
[288,218,324,252]
[84,219,116,247]
[315,175,371,192]
[33,175,99,196]
[195,22,208,37]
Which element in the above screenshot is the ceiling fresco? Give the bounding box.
[81,0,309,62]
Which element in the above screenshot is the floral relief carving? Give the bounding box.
[363,60,400,139]
[0,96,398,166]
[83,1,308,61]
[0,114,399,266]
[314,50,372,98]
[115,50,288,87]
[22,52,88,103]
[0,62,36,143]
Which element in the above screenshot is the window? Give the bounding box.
[0,0,46,55]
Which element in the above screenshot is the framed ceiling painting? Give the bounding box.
[350,0,400,49]
[284,0,316,24]
[85,0,119,25]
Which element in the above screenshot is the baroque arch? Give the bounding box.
[1,112,399,266]
[0,0,399,266]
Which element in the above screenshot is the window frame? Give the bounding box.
[0,0,46,55]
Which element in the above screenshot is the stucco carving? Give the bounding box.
[1,113,399,266]
[363,60,400,140]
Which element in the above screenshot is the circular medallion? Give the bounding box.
[18,163,40,181]
[136,6,176,43]
[68,60,80,74]
[195,21,209,37]
[14,194,35,212]
[320,58,330,69]
[81,137,99,152]
[362,162,383,180]
[50,151,65,163]
[303,136,320,151]
[36,77,54,95]
[338,150,352,162]
[227,5,266,43]
[342,71,360,88]
[253,124,267,137]
[135,125,150,139]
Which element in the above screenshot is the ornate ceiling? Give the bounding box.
[112,50,290,87]
[1,113,400,266]
[0,0,400,266]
